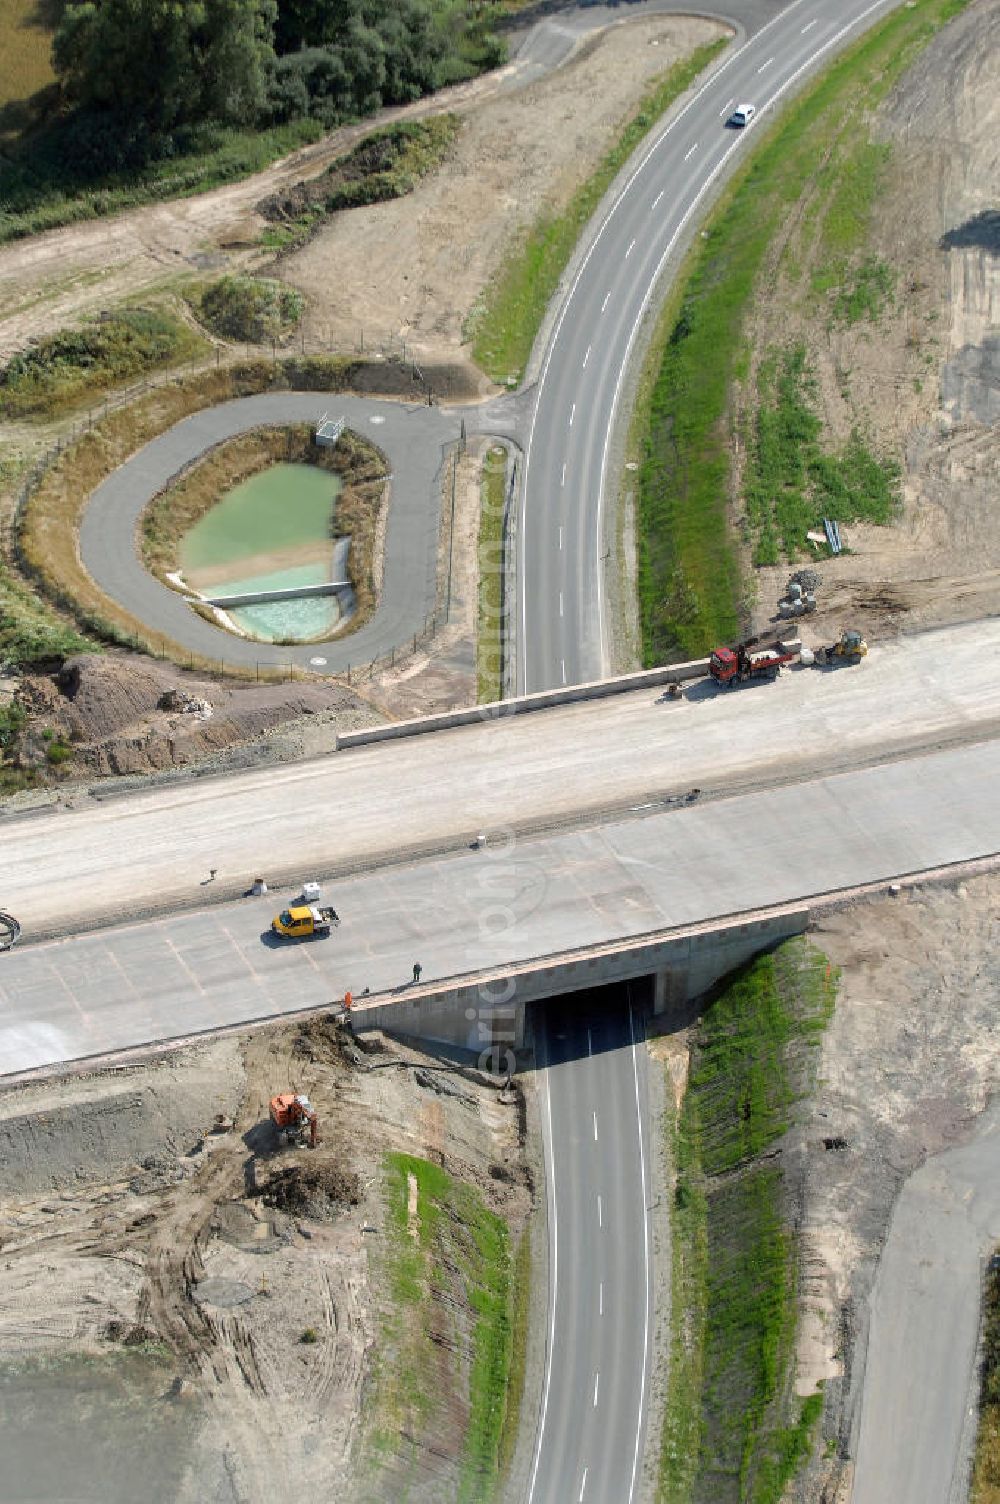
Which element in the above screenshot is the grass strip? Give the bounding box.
[746,345,900,565]
[635,0,975,666]
[659,938,836,1504]
[368,1151,515,1503]
[0,557,91,671]
[972,1251,1000,1503]
[497,1224,532,1482]
[478,445,507,702]
[467,37,728,384]
[0,307,206,420]
[0,120,323,246]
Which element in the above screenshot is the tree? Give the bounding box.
[54,0,277,140]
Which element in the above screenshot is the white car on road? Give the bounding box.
[728,103,757,128]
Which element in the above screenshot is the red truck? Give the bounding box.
[709,637,800,687]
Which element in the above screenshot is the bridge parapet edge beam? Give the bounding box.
[335,655,725,750]
[351,907,810,1051]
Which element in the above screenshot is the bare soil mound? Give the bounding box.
[0,1019,532,1501]
[10,651,379,779]
[0,1037,244,1196]
[262,1161,362,1219]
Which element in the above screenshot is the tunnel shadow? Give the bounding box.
[940,209,1000,254]
[528,978,655,1069]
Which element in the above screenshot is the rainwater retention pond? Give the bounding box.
[180,462,345,641]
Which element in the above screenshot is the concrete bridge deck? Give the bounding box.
[2,619,1000,944]
[1,736,998,1079]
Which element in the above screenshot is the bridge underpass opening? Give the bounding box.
[352,906,808,1059]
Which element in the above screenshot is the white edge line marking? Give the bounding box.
[525,1031,558,1504]
[626,996,651,1504]
[684,142,698,161]
[512,0,908,1447]
[518,0,808,691]
[596,0,892,691]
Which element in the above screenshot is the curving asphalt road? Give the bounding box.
[514,3,932,1503]
[852,1099,1000,1504]
[518,0,910,695]
[80,393,460,671]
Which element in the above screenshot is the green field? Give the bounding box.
[0,0,56,132]
[745,345,901,565]
[0,306,206,420]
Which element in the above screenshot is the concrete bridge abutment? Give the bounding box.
[351,905,811,1059]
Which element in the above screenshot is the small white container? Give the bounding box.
[301,881,321,904]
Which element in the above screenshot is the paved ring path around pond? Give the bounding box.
[79,393,477,673]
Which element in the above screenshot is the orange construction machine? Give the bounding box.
[269,1093,318,1148]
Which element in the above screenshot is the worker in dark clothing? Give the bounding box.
[412,962,422,983]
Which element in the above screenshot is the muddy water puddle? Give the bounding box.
[0,1350,226,1502]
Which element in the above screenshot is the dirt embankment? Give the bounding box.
[785,874,1000,1501]
[11,652,381,780]
[746,0,1000,648]
[0,1016,532,1502]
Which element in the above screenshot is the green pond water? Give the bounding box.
[180,462,344,642]
[180,462,340,572]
